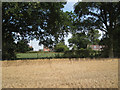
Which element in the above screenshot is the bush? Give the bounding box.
[63,50,76,58]
[54,42,69,52]
[63,49,101,58]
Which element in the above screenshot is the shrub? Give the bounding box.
[63,48,101,58]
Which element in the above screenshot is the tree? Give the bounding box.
[2,34,16,60]
[113,26,120,58]
[66,12,101,47]
[16,39,33,53]
[74,2,120,58]
[29,46,33,51]
[2,2,69,59]
[65,11,79,34]
[87,29,101,45]
[54,42,69,52]
[68,32,89,50]
[99,22,120,58]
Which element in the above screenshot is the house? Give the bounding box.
[43,46,51,52]
[87,45,104,51]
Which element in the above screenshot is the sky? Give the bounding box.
[28,1,77,51]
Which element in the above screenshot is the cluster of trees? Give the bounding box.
[16,39,33,53]
[3,38,33,59]
[68,29,100,50]
[54,29,101,58]
[3,2,120,60]
[74,2,120,58]
[3,2,68,59]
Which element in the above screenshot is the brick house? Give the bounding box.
[43,46,51,52]
[87,45,104,51]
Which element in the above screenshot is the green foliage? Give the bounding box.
[67,12,101,50]
[99,25,120,58]
[65,11,79,34]
[87,29,101,45]
[63,48,101,58]
[3,2,120,59]
[2,2,68,60]
[16,39,33,53]
[16,52,63,59]
[2,34,16,60]
[3,2,68,46]
[68,32,89,49]
[54,42,69,52]
[113,26,120,58]
[74,2,120,58]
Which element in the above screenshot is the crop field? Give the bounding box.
[16,52,63,59]
[2,58,118,88]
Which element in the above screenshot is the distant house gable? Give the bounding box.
[43,46,51,52]
[87,45,104,51]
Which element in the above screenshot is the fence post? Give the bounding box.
[37,53,38,59]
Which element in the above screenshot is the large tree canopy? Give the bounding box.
[3,2,120,59]
[74,2,120,58]
[2,2,69,59]
[3,2,68,43]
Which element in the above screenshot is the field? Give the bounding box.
[16,52,63,59]
[2,58,118,88]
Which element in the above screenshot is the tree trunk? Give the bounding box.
[108,35,114,58]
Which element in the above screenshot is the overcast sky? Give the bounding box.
[28,1,77,51]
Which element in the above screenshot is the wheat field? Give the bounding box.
[1,58,118,88]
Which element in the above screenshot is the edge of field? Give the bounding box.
[1,58,119,67]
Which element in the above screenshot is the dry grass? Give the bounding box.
[2,58,118,88]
